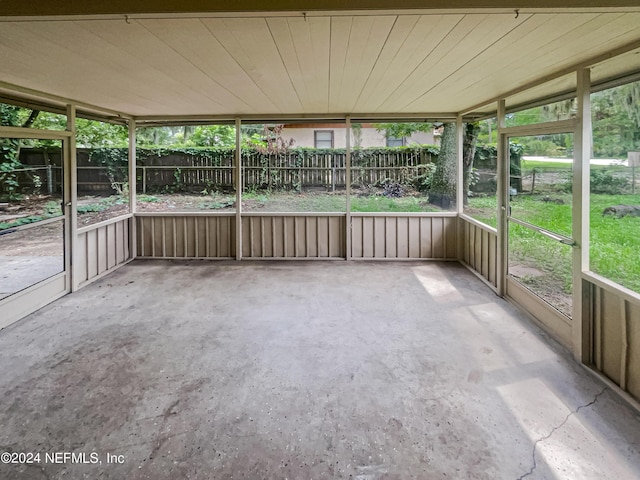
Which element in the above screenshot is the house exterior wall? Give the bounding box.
[281,125,435,148]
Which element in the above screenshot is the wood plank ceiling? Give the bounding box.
[1,10,640,118]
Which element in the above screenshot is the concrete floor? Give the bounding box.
[0,256,64,300]
[1,260,639,480]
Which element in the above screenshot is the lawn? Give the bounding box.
[466,193,640,297]
[134,190,447,213]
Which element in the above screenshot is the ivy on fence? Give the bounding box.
[9,143,515,196]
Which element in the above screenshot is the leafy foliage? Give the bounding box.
[563,169,630,195]
[75,118,127,147]
[0,201,61,230]
[0,104,32,199]
[185,125,235,147]
[373,122,433,139]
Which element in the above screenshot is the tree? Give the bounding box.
[75,118,127,148]
[427,122,481,208]
[1,104,41,199]
[374,122,433,142]
[592,80,640,158]
[428,123,457,208]
[187,125,235,147]
[462,122,480,204]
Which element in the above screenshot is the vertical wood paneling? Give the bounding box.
[137,215,234,258]
[115,221,124,263]
[627,301,640,401]
[432,218,444,258]
[422,217,432,258]
[123,220,130,260]
[76,232,88,284]
[488,234,497,286]
[330,216,345,258]
[86,230,98,279]
[316,217,329,257]
[197,218,207,257]
[97,226,107,273]
[473,226,482,272]
[351,216,362,257]
[408,217,420,258]
[373,217,386,257]
[601,288,623,385]
[459,217,498,289]
[587,278,640,405]
[274,217,284,257]
[349,215,457,259]
[362,217,374,258]
[385,217,397,258]
[137,214,465,260]
[77,217,132,287]
[237,215,345,258]
[586,280,640,401]
[445,218,457,259]
[107,224,117,269]
[396,217,408,258]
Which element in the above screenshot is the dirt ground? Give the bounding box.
[508,264,572,317]
[2,193,573,318]
[0,196,128,256]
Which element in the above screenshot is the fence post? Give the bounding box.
[47,164,53,195]
[331,153,336,192]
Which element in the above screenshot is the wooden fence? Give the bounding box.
[13,148,436,194]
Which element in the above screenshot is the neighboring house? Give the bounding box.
[281,123,436,148]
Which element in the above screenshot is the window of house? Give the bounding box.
[314,130,334,148]
[386,136,405,147]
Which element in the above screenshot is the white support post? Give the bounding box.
[573,68,592,361]
[345,116,352,261]
[66,104,78,291]
[128,119,137,259]
[456,115,464,261]
[235,118,242,261]
[496,100,507,297]
[456,114,464,214]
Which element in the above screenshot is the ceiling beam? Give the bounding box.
[134,112,457,126]
[3,1,640,18]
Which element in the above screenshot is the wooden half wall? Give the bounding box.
[136,214,236,259]
[76,215,133,287]
[585,273,640,405]
[458,215,498,290]
[350,213,457,259]
[136,212,458,260]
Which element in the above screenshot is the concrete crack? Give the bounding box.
[516,387,607,480]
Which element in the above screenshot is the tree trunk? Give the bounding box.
[462,122,480,205]
[429,123,457,209]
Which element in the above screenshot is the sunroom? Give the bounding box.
[1,1,640,478]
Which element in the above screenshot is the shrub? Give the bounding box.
[562,169,630,194]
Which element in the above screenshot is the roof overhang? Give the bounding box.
[3,0,640,17]
[1,2,640,122]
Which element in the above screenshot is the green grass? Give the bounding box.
[521,159,573,170]
[590,194,640,292]
[468,193,640,295]
[237,191,445,213]
[351,196,440,213]
[464,196,498,227]
[521,159,624,170]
